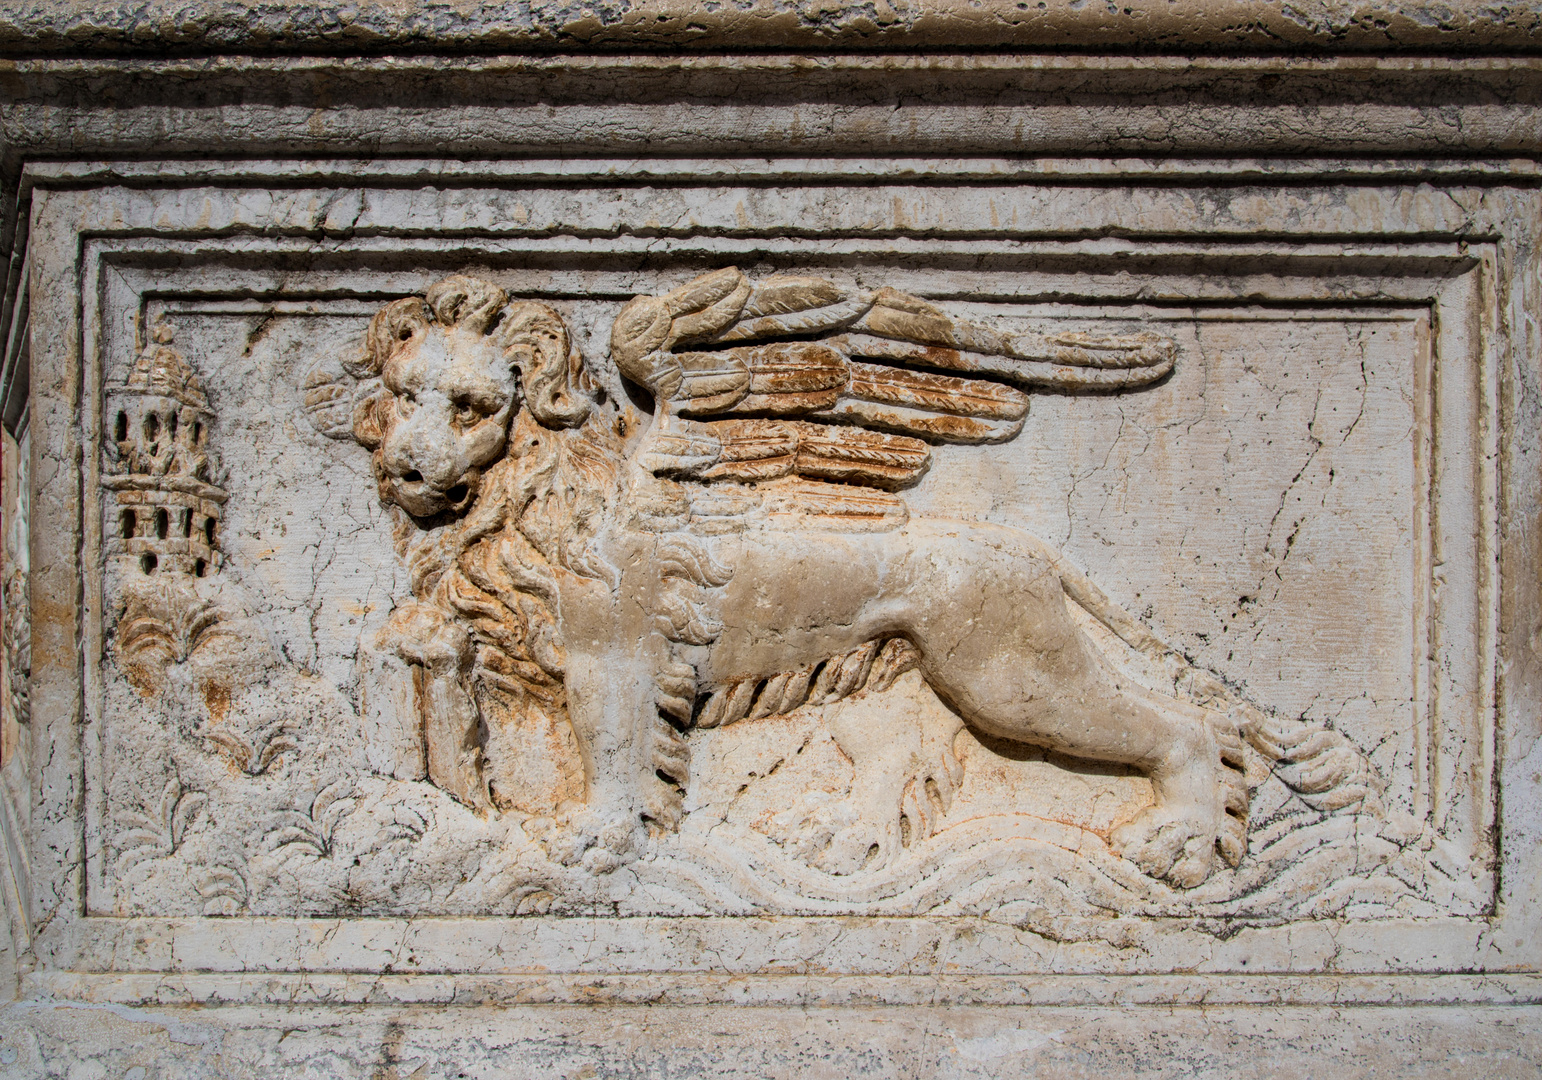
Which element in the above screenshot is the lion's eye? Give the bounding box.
[454,403,479,426]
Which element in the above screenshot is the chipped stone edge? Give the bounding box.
[0,0,1538,57]
[22,971,1542,1009]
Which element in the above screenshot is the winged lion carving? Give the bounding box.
[304,269,1383,888]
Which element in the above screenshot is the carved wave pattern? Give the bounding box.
[638,798,1463,922]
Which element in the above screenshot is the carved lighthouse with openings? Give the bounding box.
[103,319,227,580]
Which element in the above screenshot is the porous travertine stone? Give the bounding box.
[0,5,1540,1076]
[2,0,1540,56]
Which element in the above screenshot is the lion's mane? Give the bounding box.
[354,277,624,810]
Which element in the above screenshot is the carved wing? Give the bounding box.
[611,268,1176,522]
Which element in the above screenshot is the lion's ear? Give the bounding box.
[349,298,430,378]
[351,384,394,449]
[301,361,360,441]
[500,302,591,429]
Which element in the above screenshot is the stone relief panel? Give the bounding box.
[88,262,1489,926]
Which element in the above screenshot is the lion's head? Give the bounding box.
[347,276,592,518]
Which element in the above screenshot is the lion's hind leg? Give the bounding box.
[1106,696,1249,888]
[906,548,1240,888]
[773,669,964,875]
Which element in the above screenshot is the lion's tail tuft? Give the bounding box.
[1230,699,1386,816]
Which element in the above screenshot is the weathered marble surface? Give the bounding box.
[1,14,1541,1075]
[2,0,1539,55]
[3,1001,1540,1078]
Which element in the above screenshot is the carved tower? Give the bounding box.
[103,320,226,580]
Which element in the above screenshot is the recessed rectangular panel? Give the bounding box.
[7,176,1512,991]
[83,265,1486,929]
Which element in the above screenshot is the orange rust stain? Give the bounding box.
[201,680,232,725]
[124,662,162,698]
[921,345,968,371]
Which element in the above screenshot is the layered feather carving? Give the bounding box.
[614,269,1173,500]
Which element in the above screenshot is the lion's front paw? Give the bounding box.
[534,809,644,875]
[381,601,471,676]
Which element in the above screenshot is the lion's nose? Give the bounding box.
[382,409,463,490]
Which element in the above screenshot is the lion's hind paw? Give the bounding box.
[767,793,899,876]
[1215,717,1251,869]
[1111,805,1218,889]
[1111,711,1255,888]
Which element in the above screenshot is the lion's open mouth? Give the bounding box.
[382,469,479,519]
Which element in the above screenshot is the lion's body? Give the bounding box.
[377,391,1242,884]
[325,273,1375,887]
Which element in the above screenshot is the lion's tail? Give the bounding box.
[1050,552,1386,818]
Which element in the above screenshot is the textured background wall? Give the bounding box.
[0,5,1540,1077]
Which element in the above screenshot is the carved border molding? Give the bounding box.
[4,57,1542,165]
[7,160,1537,1005]
[2,1,1540,57]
